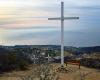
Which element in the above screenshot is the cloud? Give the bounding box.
[0,0,100,46]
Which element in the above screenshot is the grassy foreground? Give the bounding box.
[0,63,100,80]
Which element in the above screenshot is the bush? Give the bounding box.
[0,48,32,72]
[81,58,100,69]
[17,59,29,70]
[20,64,59,80]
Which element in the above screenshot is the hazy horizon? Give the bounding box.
[0,0,100,47]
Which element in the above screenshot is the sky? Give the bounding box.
[0,0,100,47]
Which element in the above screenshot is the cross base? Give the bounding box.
[56,65,68,73]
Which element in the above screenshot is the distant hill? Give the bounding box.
[0,45,100,55]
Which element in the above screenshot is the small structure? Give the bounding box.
[65,60,81,69]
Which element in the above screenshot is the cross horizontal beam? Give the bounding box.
[48,17,79,20]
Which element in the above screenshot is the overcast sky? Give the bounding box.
[0,0,100,47]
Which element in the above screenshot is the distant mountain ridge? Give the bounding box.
[0,45,100,54]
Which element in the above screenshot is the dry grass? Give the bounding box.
[0,63,100,80]
[0,64,59,80]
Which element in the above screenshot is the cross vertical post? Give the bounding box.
[61,2,64,66]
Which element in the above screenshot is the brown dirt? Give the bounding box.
[0,64,100,80]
